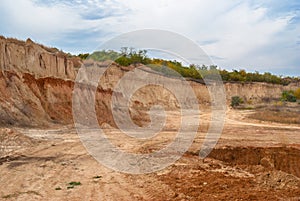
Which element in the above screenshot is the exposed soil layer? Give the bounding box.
[0,128,37,157]
[208,146,300,178]
[1,36,300,200]
[1,139,300,201]
[1,109,300,201]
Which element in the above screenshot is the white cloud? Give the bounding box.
[1,0,81,39]
[0,0,299,75]
[202,3,292,61]
[105,0,297,74]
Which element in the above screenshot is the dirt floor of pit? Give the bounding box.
[0,109,300,201]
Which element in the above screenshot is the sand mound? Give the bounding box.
[0,128,36,157]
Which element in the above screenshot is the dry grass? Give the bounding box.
[249,109,300,124]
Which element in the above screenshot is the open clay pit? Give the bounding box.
[0,110,299,200]
[0,37,300,200]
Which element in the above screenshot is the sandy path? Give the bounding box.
[0,110,300,200]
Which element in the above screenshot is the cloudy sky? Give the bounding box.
[0,0,299,76]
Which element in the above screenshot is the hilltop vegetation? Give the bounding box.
[78,48,299,85]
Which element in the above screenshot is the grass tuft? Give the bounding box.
[67,181,81,189]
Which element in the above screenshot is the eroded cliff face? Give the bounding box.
[0,37,77,80]
[0,36,298,127]
[0,37,79,126]
[224,82,299,104]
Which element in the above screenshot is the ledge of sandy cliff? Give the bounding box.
[0,36,80,80]
[0,36,299,128]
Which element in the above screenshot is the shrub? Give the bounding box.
[287,94,297,102]
[231,96,243,108]
[88,50,120,61]
[77,48,300,85]
[115,56,132,66]
[78,53,89,60]
[294,88,300,100]
[281,90,297,102]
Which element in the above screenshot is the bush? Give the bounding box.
[89,50,120,61]
[77,53,89,60]
[231,96,243,108]
[294,88,300,100]
[77,48,300,85]
[113,49,150,66]
[281,90,297,102]
[115,56,132,66]
[289,94,297,102]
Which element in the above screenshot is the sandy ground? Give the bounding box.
[0,109,300,200]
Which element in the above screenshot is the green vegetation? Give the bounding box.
[231,96,244,108]
[77,53,89,60]
[115,48,151,66]
[219,70,292,85]
[55,187,62,190]
[77,50,120,61]
[68,181,81,186]
[281,90,297,102]
[78,48,299,85]
[90,50,120,61]
[67,181,81,189]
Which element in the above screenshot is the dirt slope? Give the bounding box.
[0,36,300,200]
[0,36,299,127]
